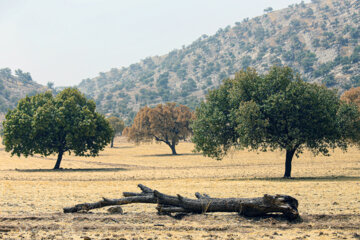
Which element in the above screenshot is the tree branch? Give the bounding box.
[63,184,300,220]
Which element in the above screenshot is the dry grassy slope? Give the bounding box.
[78,0,360,121]
[0,137,359,239]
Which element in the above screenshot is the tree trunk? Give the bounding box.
[53,150,64,169]
[63,184,300,220]
[110,136,114,148]
[169,143,177,155]
[284,148,296,178]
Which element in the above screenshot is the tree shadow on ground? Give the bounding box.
[237,213,359,224]
[15,168,128,172]
[110,146,135,149]
[241,213,303,223]
[135,153,202,157]
[172,212,301,223]
[224,176,360,182]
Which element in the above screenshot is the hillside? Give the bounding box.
[78,0,359,123]
[0,68,47,122]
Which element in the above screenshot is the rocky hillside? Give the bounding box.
[0,68,47,122]
[78,0,360,123]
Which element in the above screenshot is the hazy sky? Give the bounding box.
[0,0,309,87]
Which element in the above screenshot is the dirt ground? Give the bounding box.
[1,137,360,239]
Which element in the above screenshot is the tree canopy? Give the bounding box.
[124,103,194,155]
[341,86,360,108]
[192,66,360,178]
[107,116,125,148]
[2,88,113,169]
[340,86,360,144]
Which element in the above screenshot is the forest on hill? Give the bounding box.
[77,0,360,123]
[0,0,359,125]
[0,68,46,122]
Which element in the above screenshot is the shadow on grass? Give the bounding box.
[135,153,202,157]
[241,213,303,223]
[15,167,128,172]
[223,176,360,182]
[172,212,301,223]
[110,146,135,149]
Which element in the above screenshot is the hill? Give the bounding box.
[0,68,47,122]
[77,0,360,122]
[77,0,360,123]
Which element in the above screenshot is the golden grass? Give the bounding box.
[1,137,360,239]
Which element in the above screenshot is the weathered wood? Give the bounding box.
[63,184,299,220]
[63,184,156,213]
[195,192,211,199]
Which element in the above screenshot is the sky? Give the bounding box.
[0,0,310,87]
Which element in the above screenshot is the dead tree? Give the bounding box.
[63,184,299,220]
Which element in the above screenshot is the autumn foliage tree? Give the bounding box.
[340,86,360,143]
[107,116,125,148]
[124,103,194,155]
[341,86,360,108]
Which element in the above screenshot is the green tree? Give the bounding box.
[124,103,194,155]
[107,116,125,148]
[192,67,360,178]
[47,82,54,89]
[15,69,32,83]
[2,88,113,169]
[264,7,273,13]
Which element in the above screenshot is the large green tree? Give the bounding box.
[2,88,113,169]
[192,66,360,178]
[107,116,125,148]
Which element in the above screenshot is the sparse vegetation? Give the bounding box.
[1,0,360,239]
[0,137,359,239]
[0,68,46,114]
[76,0,360,122]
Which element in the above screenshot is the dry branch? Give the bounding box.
[63,184,299,220]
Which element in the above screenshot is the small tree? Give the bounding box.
[264,7,273,13]
[124,103,193,155]
[340,87,360,144]
[192,66,360,178]
[2,88,113,169]
[341,87,360,108]
[107,116,125,148]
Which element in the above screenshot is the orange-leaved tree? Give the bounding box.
[341,87,360,108]
[341,87,360,144]
[124,103,194,155]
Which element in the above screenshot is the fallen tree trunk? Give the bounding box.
[63,184,299,220]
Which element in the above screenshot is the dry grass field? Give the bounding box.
[1,137,360,240]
